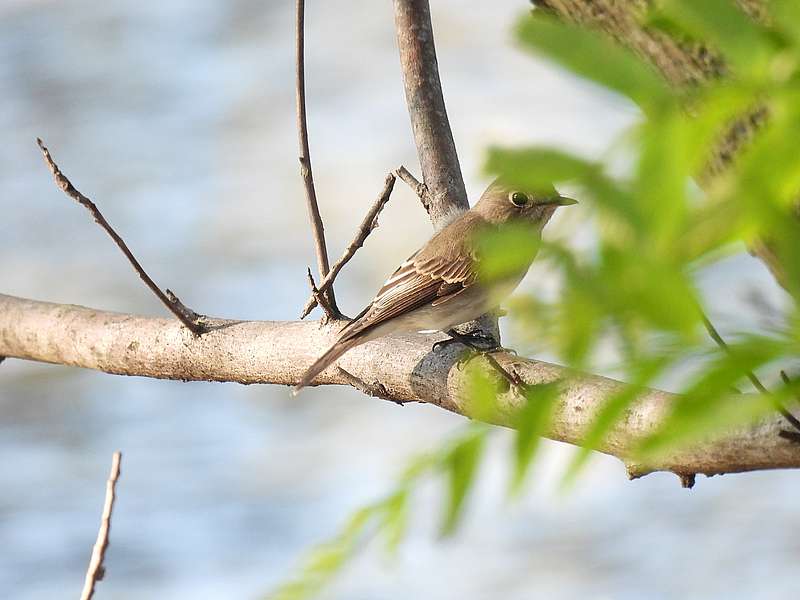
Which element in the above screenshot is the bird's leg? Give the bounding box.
[433,329,527,390]
[433,328,520,355]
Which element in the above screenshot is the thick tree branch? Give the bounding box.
[36,138,207,335]
[393,0,498,343]
[296,0,338,316]
[2,293,798,479]
[300,173,396,319]
[393,0,469,230]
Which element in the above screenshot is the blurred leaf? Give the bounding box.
[561,356,671,488]
[511,382,560,494]
[633,106,691,245]
[637,336,787,459]
[381,489,409,555]
[486,146,645,229]
[440,427,488,535]
[655,0,777,78]
[270,506,376,600]
[516,14,673,111]
[476,221,542,284]
[771,0,800,48]
[598,245,700,337]
[558,281,602,366]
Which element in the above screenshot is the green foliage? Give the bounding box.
[511,382,560,494]
[515,15,672,111]
[440,426,488,535]
[274,2,800,596]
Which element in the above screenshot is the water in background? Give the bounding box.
[0,1,797,599]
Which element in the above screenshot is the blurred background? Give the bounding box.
[0,1,797,598]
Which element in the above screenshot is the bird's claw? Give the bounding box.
[433,329,500,352]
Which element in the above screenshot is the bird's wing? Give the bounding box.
[339,251,478,341]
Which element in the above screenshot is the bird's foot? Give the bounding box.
[432,330,526,389]
[433,329,499,353]
[433,329,519,357]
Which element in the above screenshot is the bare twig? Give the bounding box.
[337,366,406,405]
[296,0,338,312]
[80,451,122,600]
[306,268,336,321]
[36,139,207,335]
[395,165,431,213]
[393,0,469,230]
[701,314,800,435]
[300,173,396,319]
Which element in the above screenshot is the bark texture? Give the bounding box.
[393,0,470,229]
[2,293,799,478]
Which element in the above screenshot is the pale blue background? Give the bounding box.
[0,1,796,599]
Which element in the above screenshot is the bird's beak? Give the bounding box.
[538,196,578,207]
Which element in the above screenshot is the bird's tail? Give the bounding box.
[292,336,362,395]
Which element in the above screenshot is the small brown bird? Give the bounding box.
[293,179,576,393]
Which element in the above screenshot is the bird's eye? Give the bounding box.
[509,191,529,207]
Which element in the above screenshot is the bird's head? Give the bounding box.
[473,179,577,230]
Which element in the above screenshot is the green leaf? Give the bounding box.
[440,427,487,535]
[771,0,800,48]
[636,336,787,459]
[561,356,671,488]
[485,146,645,229]
[511,382,560,494]
[269,505,377,600]
[516,14,672,111]
[475,221,542,284]
[655,0,777,78]
[633,107,692,245]
[381,490,409,555]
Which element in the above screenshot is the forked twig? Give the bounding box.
[296,0,338,313]
[306,268,336,322]
[36,139,207,335]
[300,173,396,319]
[395,165,431,213]
[80,451,122,600]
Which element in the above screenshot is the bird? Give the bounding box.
[293,179,576,394]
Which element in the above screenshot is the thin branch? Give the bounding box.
[80,451,122,600]
[395,165,431,213]
[337,366,406,405]
[306,268,336,321]
[393,0,469,230]
[300,173,396,319]
[701,313,800,435]
[36,139,207,336]
[296,0,338,312]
